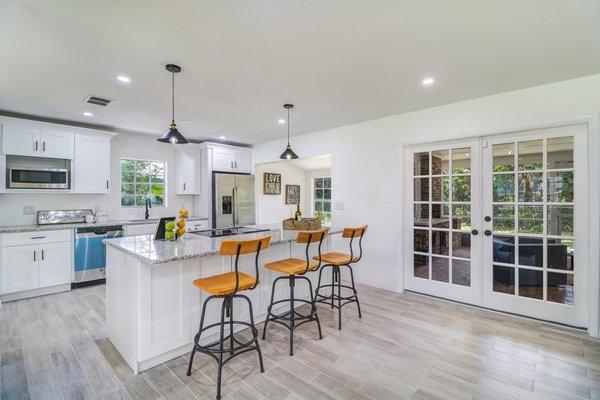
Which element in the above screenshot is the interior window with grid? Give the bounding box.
[314,177,332,225]
[121,159,166,207]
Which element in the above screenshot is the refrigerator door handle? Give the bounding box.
[231,186,236,227]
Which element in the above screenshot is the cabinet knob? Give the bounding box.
[484,230,492,236]
[471,229,478,236]
[484,216,491,222]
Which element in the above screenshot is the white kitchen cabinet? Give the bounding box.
[73,133,111,193]
[1,122,74,159]
[175,146,201,194]
[1,244,39,294]
[38,242,72,287]
[124,223,156,236]
[1,230,72,296]
[1,124,41,157]
[209,144,252,173]
[40,127,75,159]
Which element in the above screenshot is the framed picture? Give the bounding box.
[263,172,281,195]
[285,184,300,204]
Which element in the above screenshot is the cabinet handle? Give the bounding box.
[41,250,44,261]
[33,250,36,262]
[35,141,38,151]
[31,236,45,239]
[42,141,46,152]
[183,182,186,191]
[234,161,237,169]
[106,180,109,189]
[230,161,234,169]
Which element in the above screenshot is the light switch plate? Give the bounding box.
[23,205,35,215]
[334,201,345,211]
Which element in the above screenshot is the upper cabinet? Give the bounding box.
[175,145,201,195]
[207,144,252,173]
[72,132,112,194]
[1,123,74,159]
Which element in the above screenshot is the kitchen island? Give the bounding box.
[103,224,340,373]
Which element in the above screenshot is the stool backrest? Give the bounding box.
[296,228,328,274]
[342,225,367,262]
[220,236,271,293]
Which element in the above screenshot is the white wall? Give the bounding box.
[251,74,600,324]
[0,133,197,225]
[255,161,310,224]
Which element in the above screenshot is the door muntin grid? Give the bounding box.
[491,136,575,305]
[413,147,473,287]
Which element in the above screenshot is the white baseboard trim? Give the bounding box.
[1,283,71,302]
[354,277,397,292]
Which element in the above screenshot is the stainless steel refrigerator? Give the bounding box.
[212,172,256,229]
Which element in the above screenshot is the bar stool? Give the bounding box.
[314,225,367,330]
[261,229,328,356]
[186,236,271,400]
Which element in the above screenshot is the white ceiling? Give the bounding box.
[259,155,332,171]
[1,1,600,145]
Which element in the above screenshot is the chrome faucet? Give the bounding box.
[145,197,152,219]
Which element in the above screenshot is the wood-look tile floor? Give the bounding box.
[1,283,600,400]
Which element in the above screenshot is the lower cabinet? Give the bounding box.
[1,232,71,295]
[1,244,38,294]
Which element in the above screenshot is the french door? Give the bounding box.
[405,123,589,327]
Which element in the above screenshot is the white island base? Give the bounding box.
[105,232,334,374]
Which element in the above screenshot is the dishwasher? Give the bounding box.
[74,225,123,286]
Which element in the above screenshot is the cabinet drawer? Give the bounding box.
[2,229,72,247]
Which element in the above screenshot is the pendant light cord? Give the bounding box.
[171,71,175,123]
[287,107,290,145]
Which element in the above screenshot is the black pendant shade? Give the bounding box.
[279,104,299,159]
[158,64,189,144]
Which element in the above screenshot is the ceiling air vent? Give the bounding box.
[85,95,113,107]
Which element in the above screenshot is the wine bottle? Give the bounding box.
[295,204,302,221]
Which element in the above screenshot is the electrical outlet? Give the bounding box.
[23,205,35,215]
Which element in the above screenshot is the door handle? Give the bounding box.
[484,230,492,236]
[471,229,478,235]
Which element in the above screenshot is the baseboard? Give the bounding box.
[354,277,397,292]
[1,283,71,302]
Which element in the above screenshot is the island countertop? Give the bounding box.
[103,224,341,265]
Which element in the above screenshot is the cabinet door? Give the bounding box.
[175,147,201,194]
[38,242,71,287]
[1,125,40,157]
[40,128,75,159]
[73,133,111,193]
[212,147,234,172]
[234,150,252,173]
[1,244,39,294]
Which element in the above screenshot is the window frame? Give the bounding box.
[312,176,332,226]
[120,158,168,208]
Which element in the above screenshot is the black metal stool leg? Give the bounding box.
[330,267,335,309]
[289,277,295,356]
[239,294,265,373]
[305,276,323,339]
[262,276,281,340]
[216,298,227,400]
[336,267,342,330]
[315,264,325,300]
[187,295,213,376]
[227,298,235,355]
[347,265,362,318]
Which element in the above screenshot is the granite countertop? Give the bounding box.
[103,224,341,265]
[0,217,209,233]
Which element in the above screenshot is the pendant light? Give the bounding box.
[157,64,189,144]
[279,104,299,159]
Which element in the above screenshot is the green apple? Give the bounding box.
[165,221,176,231]
[165,231,176,240]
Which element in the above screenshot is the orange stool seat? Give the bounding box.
[265,258,319,275]
[313,252,358,266]
[193,272,258,296]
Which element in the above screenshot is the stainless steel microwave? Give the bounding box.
[9,167,69,189]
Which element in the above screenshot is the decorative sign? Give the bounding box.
[263,172,281,195]
[285,184,300,204]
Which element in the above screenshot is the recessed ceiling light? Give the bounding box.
[422,77,435,86]
[117,75,131,83]
[219,135,227,140]
[278,119,286,124]
[83,111,93,117]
